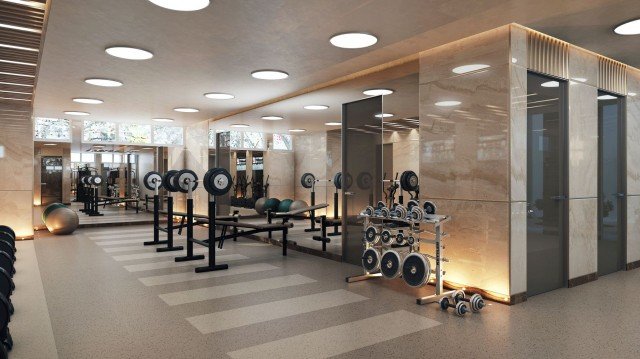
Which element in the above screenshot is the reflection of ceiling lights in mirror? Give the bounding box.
[330,33,378,48]
[541,81,559,88]
[261,116,283,121]
[572,77,587,83]
[85,78,123,87]
[614,19,640,35]
[152,118,174,122]
[230,124,250,128]
[147,0,210,11]
[375,113,394,118]
[362,88,394,96]
[64,111,90,116]
[204,92,235,100]
[251,70,289,80]
[73,98,103,104]
[452,64,490,74]
[105,46,153,60]
[325,122,341,126]
[629,92,637,97]
[304,105,329,110]
[435,101,461,107]
[174,107,199,112]
[43,143,57,146]
[598,94,617,100]
[289,129,306,132]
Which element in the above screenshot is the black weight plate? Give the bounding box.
[143,171,163,191]
[395,232,405,245]
[364,226,377,243]
[0,227,14,240]
[300,173,315,189]
[90,175,104,186]
[0,252,12,278]
[172,169,198,194]
[407,200,419,210]
[380,230,392,244]
[423,201,437,215]
[0,242,13,262]
[0,268,11,297]
[0,233,13,249]
[204,168,233,196]
[402,253,430,287]
[356,172,372,190]
[376,201,386,210]
[333,172,342,190]
[362,248,380,273]
[400,170,419,192]
[407,236,415,245]
[380,251,402,279]
[163,170,179,192]
[343,173,353,190]
[0,293,9,335]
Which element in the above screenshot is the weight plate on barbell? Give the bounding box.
[380,250,403,279]
[356,172,373,190]
[203,168,233,196]
[333,172,342,190]
[400,170,419,192]
[300,172,315,189]
[143,171,163,191]
[172,169,199,194]
[423,201,437,215]
[380,229,392,245]
[163,170,179,192]
[402,252,431,287]
[362,248,380,273]
[364,226,378,244]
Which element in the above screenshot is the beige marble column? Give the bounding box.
[184,121,210,215]
[626,68,640,267]
[293,133,328,216]
[263,150,294,200]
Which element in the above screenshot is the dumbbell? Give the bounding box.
[452,290,486,313]
[409,206,424,221]
[361,206,375,216]
[438,296,468,316]
[406,235,416,245]
[407,199,419,210]
[391,204,407,219]
[380,229,393,245]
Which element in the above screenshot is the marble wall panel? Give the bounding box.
[167,146,186,212]
[0,190,33,238]
[568,198,598,278]
[294,133,328,215]
[510,63,527,202]
[568,83,598,199]
[0,119,34,192]
[568,46,599,88]
[510,201,527,295]
[627,69,640,196]
[420,65,510,202]
[263,150,295,200]
[626,195,640,264]
[509,25,527,68]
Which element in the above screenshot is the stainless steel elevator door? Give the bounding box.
[41,156,63,205]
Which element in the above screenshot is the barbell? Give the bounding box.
[159,168,233,196]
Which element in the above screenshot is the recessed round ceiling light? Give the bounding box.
[64,111,90,116]
[105,46,153,60]
[152,118,174,122]
[363,88,394,96]
[614,19,640,35]
[230,124,250,128]
[330,32,378,49]
[375,113,394,118]
[204,92,235,100]
[598,94,617,100]
[435,101,461,107]
[85,78,123,87]
[572,77,587,83]
[261,116,283,121]
[147,0,210,11]
[325,122,342,126]
[541,81,560,88]
[289,129,306,132]
[629,92,637,97]
[251,70,289,80]
[173,107,199,113]
[73,98,103,104]
[304,105,329,110]
[452,64,491,74]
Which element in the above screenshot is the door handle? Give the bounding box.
[616,193,626,198]
[550,195,568,200]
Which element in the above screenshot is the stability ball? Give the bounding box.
[42,203,79,235]
[263,198,281,213]
[278,199,293,213]
[289,200,309,213]
[254,197,268,215]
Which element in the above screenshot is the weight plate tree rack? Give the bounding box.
[346,207,456,306]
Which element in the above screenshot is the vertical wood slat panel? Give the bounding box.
[527,31,569,79]
[598,57,627,95]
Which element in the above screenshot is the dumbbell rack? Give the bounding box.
[346,212,455,306]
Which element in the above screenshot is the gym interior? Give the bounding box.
[1,1,640,358]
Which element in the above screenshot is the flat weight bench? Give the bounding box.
[158,210,239,236]
[266,204,330,248]
[98,196,141,213]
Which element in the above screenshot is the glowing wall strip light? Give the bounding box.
[0,43,38,52]
[2,0,46,10]
[0,81,33,87]
[0,59,36,66]
[0,22,42,34]
[0,71,35,78]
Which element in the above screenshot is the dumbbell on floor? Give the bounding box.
[438,296,468,316]
[452,290,486,312]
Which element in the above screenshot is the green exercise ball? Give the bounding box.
[263,198,281,213]
[254,197,268,215]
[278,199,293,213]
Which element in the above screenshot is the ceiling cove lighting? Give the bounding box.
[0,43,38,52]
[174,107,199,113]
[0,97,30,101]
[230,124,250,128]
[0,90,30,95]
[43,143,57,146]
[204,92,235,100]
[0,81,32,87]
[73,98,103,104]
[289,129,306,132]
[105,46,153,60]
[330,33,378,49]
[251,70,289,80]
[375,113,394,118]
[64,111,90,116]
[0,71,34,78]
[541,81,559,88]
[0,59,35,66]
[325,122,341,126]
[435,101,461,107]
[452,64,490,74]
[85,78,123,87]
[152,118,174,122]
[363,88,394,96]
[261,116,283,121]
[304,105,329,110]
[598,94,617,100]
[0,23,41,34]
[147,0,210,11]
[614,19,640,35]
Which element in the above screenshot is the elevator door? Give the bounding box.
[41,156,63,205]
[526,73,567,296]
[598,91,626,276]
